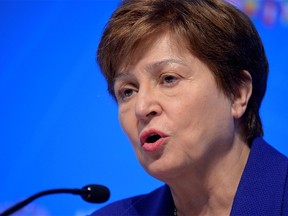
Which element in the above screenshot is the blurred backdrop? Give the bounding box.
[0,0,287,215]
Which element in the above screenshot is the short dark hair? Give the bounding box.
[97,0,269,144]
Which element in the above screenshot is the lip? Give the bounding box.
[140,129,168,151]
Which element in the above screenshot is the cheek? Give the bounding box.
[118,106,138,144]
[174,92,233,134]
[199,96,235,139]
[118,109,129,135]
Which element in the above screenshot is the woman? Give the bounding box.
[92,0,288,215]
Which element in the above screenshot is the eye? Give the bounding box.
[160,74,179,86]
[116,87,137,102]
[122,88,134,97]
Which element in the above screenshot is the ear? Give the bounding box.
[231,70,253,119]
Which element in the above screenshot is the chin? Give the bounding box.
[142,158,183,182]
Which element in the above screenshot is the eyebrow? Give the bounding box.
[145,58,186,72]
[113,58,187,82]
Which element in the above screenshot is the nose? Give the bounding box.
[135,87,161,122]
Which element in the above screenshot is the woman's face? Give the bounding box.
[113,33,239,181]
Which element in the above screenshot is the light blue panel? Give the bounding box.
[0,1,287,216]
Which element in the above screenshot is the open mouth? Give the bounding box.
[140,130,168,151]
[145,133,162,144]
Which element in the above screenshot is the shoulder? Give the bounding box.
[231,137,288,215]
[255,137,288,215]
[89,184,174,216]
[284,174,288,215]
[246,137,287,174]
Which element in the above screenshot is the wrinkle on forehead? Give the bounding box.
[116,31,191,75]
[113,57,192,88]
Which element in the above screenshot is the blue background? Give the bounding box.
[0,1,287,215]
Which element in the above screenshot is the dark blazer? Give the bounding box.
[90,138,288,215]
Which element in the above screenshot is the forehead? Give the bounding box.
[114,58,188,82]
[116,31,190,75]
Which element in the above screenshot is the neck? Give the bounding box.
[168,136,250,216]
